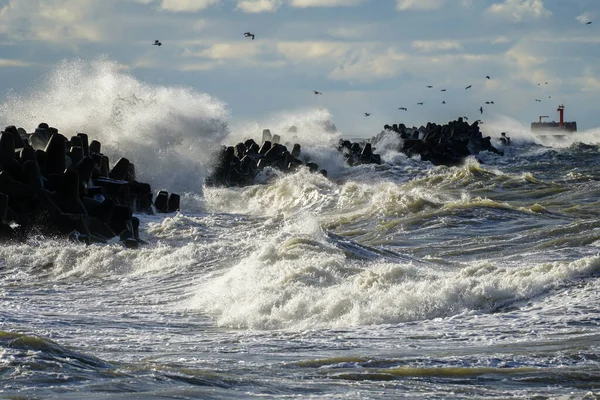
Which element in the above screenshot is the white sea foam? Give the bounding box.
[186,213,600,329]
[202,167,460,224]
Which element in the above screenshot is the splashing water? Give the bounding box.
[0,57,230,194]
[227,107,341,149]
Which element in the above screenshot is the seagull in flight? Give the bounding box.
[440,89,447,92]
[465,85,472,90]
[417,102,424,105]
[586,21,592,25]
[244,32,255,40]
[364,113,371,116]
[313,90,323,95]
[398,107,407,111]
[427,85,433,88]
[153,40,162,46]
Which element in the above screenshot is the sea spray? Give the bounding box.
[0,57,230,195]
[227,107,340,149]
[226,107,349,179]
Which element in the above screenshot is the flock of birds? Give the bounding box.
[149,19,594,123]
[311,77,499,119]
[312,76,512,121]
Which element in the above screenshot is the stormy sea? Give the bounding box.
[1,60,599,399]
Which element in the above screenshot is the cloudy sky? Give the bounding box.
[0,0,598,137]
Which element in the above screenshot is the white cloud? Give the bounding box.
[276,41,353,61]
[237,0,283,13]
[329,48,407,82]
[576,11,595,24]
[0,58,34,67]
[506,45,546,69]
[412,40,462,52]
[290,0,365,8]
[186,42,262,59]
[486,0,551,22]
[192,20,208,31]
[0,0,106,42]
[578,66,600,92]
[160,0,220,12]
[504,43,550,84]
[327,26,370,39]
[395,0,446,11]
[180,62,221,71]
[491,36,511,45]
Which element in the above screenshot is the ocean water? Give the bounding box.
[1,60,599,399]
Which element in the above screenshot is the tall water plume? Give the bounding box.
[0,57,230,194]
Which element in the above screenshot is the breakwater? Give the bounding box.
[205,128,382,188]
[374,117,503,166]
[0,123,179,247]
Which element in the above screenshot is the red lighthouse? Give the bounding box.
[557,105,565,127]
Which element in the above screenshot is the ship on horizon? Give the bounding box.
[531,104,577,138]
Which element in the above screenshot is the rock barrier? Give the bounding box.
[374,118,502,166]
[0,123,179,247]
[205,118,497,188]
[205,129,327,188]
[337,139,382,166]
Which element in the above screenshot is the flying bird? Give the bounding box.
[465,85,472,90]
[479,106,483,114]
[398,107,407,111]
[463,116,469,121]
[440,89,447,92]
[427,85,434,88]
[442,101,446,104]
[153,40,162,46]
[364,113,371,116]
[313,90,323,95]
[586,21,592,25]
[535,99,542,102]
[417,102,424,105]
[476,119,483,124]
[244,32,255,40]
[486,76,490,79]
